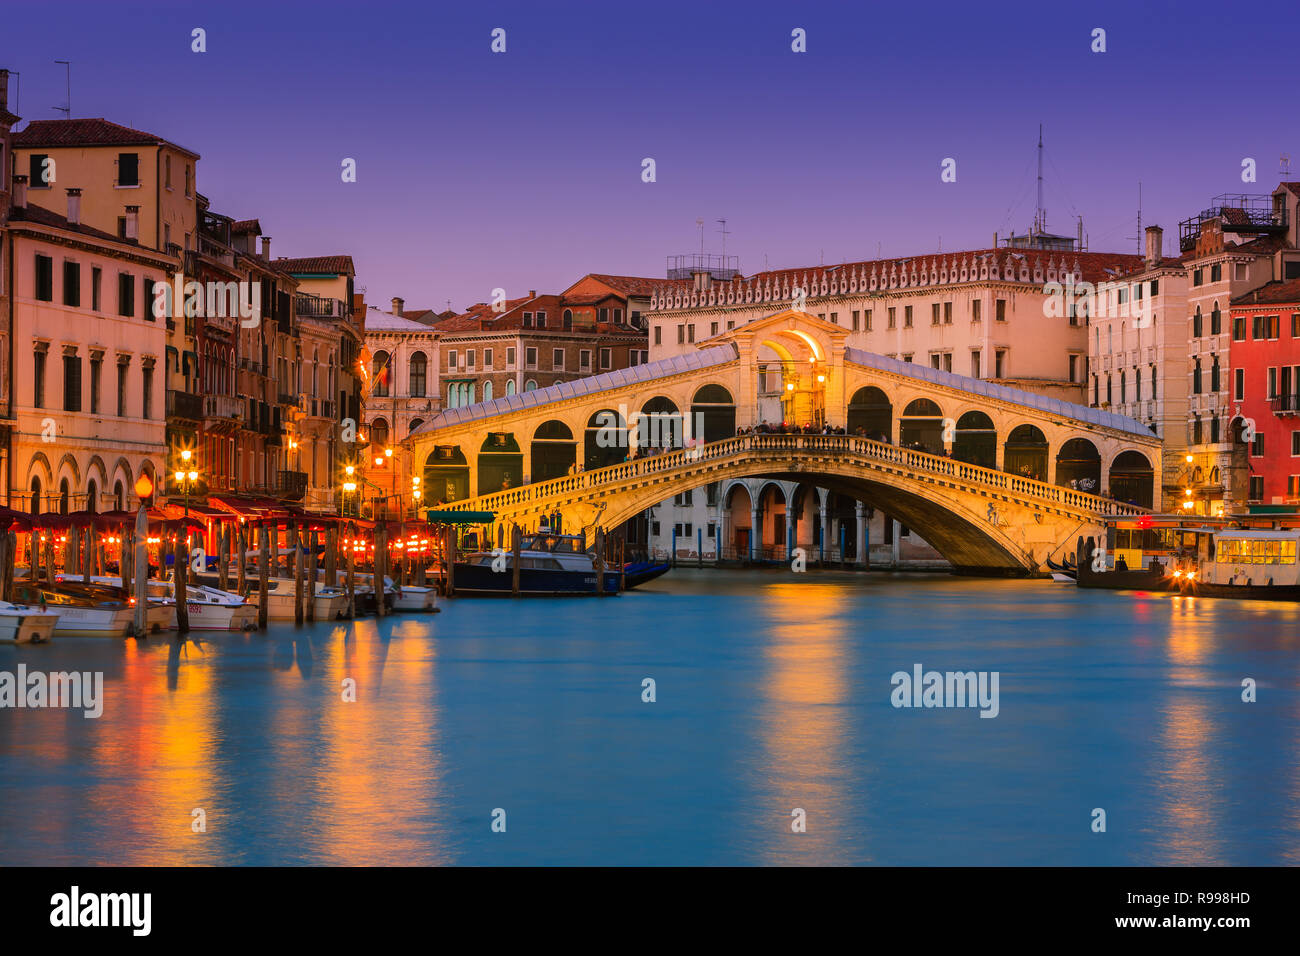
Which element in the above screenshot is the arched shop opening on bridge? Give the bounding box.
[1055,437,1101,491]
[1109,450,1155,508]
[1003,424,1048,482]
[952,411,996,468]
[899,398,944,454]
[531,420,577,483]
[638,396,682,450]
[478,432,523,494]
[690,384,736,442]
[755,482,787,560]
[585,408,627,470]
[847,386,891,440]
[425,445,469,503]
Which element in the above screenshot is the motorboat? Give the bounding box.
[193,571,349,620]
[453,532,623,595]
[56,574,174,632]
[9,582,135,637]
[0,601,61,644]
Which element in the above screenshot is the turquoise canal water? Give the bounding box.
[2,570,1299,865]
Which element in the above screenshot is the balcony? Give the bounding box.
[275,470,307,501]
[204,394,243,421]
[295,293,347,319]
[1270,394,1300,416]
[277,392,297,407]
[302,398,334,419]
[166,389,203,422]
[239,358,268,378]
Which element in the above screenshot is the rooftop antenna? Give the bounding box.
[53,59,70,117]
[1124,181,1143,255]
[1282,153,1293,179]
[696,218,704,256]
[717,218,730,262]
[1035,124,1045,235]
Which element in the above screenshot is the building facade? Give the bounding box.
[1229,278,1300,508]
[6,177,171,512]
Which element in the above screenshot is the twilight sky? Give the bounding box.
[5,0,1298,312]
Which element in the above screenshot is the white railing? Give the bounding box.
[441,434,1149,519]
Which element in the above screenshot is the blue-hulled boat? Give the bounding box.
[453,533,623,595]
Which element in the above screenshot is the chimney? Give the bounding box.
[66,188,82,226]
[261,236,271,260]
[13,174,27,209]
[528,290,536,298]
[0,69,9,113]
[124,205,139,241]
[1144,225,1163,268]
[391,296,404,315]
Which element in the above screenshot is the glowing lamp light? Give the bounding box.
[345,465,355,477]
[1174,569,1183,578]
[413,490,422,500]
[134,473,154,499]
[181,449,192,463]
[188,471,198,482]
[343,482,357,493]
[385,448,393,458]
[1182,500,1194,510]
[786,383,794,392]
[816,374,825,383]
[375,458,383,466]
[1185,454,1194,463]
[1185,488,1193,497]
[175,471,185,483]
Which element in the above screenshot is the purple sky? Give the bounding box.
[6,0,1298,311]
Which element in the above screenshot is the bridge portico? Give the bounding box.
[408,310,1161,573]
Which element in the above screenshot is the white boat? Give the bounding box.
[343,572,435,612]
[194,572,348,620]
[0,601,61,644]
[10,583,135,637]
[56,574,174,633]
[146,579,257,631]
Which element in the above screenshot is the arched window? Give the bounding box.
[408,418,424,436]
[448,383,458,408]
[29,477,41,515]
[483,381,493,402]
[525,379,538,392]
[563,309,573,330]
[114,480,124,510]
[372,350,391,397]
[59,478,70,515]
[506,380,516,396]
[86,479,98,513]
[409,351,427,397]
[370,418,390,450]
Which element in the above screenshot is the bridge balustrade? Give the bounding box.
[441,434,1148,519]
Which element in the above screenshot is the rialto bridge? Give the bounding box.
[407,311,1161,574]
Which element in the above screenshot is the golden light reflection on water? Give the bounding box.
[752,580,855,865]
[304,619,452,865]
[84,637,223,865]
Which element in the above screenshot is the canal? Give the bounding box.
[2,570,1298,865]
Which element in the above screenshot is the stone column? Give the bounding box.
[892,516,902,567]
[749,505,759,561]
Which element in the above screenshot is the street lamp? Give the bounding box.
[174,451,200,519]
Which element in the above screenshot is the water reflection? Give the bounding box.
[752,580,854,865]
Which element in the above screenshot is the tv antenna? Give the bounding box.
[696,218,704,255]
[1282,153,1293,178]
[1125,181,1143,255]
[716,218,730,260]
[53,60,70,117]
[1034,124,1045,234]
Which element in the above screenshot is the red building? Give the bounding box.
[1230,279,1300,506]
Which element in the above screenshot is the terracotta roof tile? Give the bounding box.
[1231,278,1300,307]
[13,117,199,158]
[272,255,355,275]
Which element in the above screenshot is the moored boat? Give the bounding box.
[0,601,61,644]
[9,583,135,637]
[1174,528,1300,601]
[453,532,623,595]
